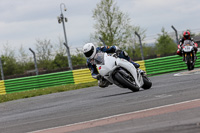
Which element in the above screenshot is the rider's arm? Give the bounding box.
[179,38,184,47]
[87,59,99,79]
[97,46,119,53]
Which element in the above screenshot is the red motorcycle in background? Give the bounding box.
[181,40,197,70]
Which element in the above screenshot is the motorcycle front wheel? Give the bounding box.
[141,76,152,89]
[114,72,140,92]
[186,54,194,70]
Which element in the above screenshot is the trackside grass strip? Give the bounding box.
[0,81,98,103]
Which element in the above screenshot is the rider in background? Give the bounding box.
[177,31,198,60]
[82,43,140,87]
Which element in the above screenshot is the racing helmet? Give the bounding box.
[83,43,96,59]
[183,31,191,39]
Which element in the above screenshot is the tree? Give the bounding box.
[71,54,86,66]
[35,39,54,69]
[18,45,28,64]
[0,55,25,76]
[0,43,23,76]
[92,0,143,47]
[155,27,177,56]
[123,26,147,60]
[130,43,156,60]
[54,36,67,55]
[52,53,68,69]
[18,45,35,71]
[1,42,15,58]
[71,51,86,66]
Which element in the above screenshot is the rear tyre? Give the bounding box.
[114,72,140,92]
[142,76,152,90]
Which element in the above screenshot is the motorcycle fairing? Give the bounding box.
[115,58,144,87]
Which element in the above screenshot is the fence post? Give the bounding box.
[57,3,73,70]
[0,58,4,80]
[135,31,144,60]
[63,42,73,70]
[99,37,106,46]
[29,48,39,75]
[171,25,179,45]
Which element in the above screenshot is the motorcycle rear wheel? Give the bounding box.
[114,72,140,92]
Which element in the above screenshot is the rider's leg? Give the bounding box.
[88,61,111,88]
[98,78,111,88]
[177,49,185,61]
[130,60,140,68]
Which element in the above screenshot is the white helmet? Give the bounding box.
[83,43,96,59]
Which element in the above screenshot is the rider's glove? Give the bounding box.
[114,46,119,52]
[122,51,128,57]
[112,53,118,57]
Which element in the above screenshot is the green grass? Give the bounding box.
[0,81,98,103]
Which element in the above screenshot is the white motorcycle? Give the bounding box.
[182,40,196,70]
[93,52,152,92]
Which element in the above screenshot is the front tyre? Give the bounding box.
[142,76,152,90]
[186,54,193,70]
[114,72,140,92]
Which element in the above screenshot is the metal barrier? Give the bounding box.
[4,71,74,94]
[73,69,96,84]
[0,80,6,95]
[135,60,146,71]
[145,52,200,75]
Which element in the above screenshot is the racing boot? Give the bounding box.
[137,68,145,75]
[98,78,112,88]
[130,61,140,68]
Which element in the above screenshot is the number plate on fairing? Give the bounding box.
[183,46,193,52]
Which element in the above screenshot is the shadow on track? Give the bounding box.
[99,91,133,98]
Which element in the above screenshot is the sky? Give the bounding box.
[1,0,200,56]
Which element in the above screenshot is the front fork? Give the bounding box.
[184,52,195,63]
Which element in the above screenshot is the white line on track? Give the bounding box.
[174,69,200,76]
[29,98,200,133]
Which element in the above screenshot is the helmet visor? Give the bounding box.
[84,46,94,58]
[184,35,189,39]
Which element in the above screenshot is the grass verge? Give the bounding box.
[0,81,98,103]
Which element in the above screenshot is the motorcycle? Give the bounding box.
[93,52,152,92]
[182,40,196,70]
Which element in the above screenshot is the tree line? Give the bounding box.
[91,0,178,59]
[0,38,86,79]
[0,27,181,79]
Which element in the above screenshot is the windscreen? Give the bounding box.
[94,52,105,65]
[183,40,193,46]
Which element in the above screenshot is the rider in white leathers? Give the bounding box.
[83,43,140,87]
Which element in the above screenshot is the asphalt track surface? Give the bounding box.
[0,69,200,133]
